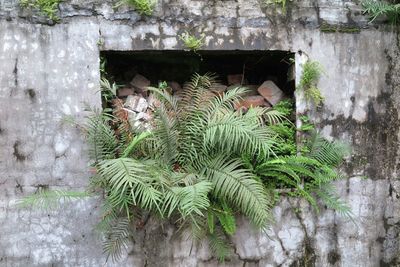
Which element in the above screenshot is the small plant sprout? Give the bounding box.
[179,31,205,52]
[115,0,157,16]
[20,0,62,21]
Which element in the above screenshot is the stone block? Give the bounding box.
[227,74,244,85]
[124,95,148,113]
[168,81,182,93]
[130,74,151,95]
[117,87,134,98]
[257,81,284,106]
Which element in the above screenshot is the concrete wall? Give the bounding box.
[0,0,399,266]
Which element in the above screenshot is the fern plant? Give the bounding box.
[299,60,325,107]
[253,132,352,218]
[362,0,400,24]
[83,73,284,261]
[179,31,205,52]
[19,73,352,262]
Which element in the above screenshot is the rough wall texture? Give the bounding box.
[0,0,399,266]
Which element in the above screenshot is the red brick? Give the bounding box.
[168,81,182,93]
[257,81,284,106]
[227,74,244,85]
[130,74,151,95]
[117,87,134,98]
[234,95,267,110]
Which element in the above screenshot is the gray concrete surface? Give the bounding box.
[0,0,399,266]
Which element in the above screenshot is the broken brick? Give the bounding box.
[130,74,151,96]
[124,95,148,113]
[257,81,284,106]
[117,87,134,98]
[168,81,182,93]
[227,74,244,85]
[234,95,267,110]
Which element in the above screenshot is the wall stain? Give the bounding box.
[13,141,27,162]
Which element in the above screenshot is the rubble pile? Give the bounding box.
[112,73,287,130]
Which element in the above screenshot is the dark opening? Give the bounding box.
[101,50,295,97]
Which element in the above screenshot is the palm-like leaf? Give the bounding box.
[202,108,276,157]
[172,180,213,218]
[98,158,163,212]
[102,218,131,262]
[202,156,272,228]
[85,110,120,162]
[306,132,349,166]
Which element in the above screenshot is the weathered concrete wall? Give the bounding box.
[0,0,399,266]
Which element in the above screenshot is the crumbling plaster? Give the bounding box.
[0,0,399,266]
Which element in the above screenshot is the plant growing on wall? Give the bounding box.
[115,0,157,16]
[20,74,352,262]
[299,60,325,107]
[179,31,205,52]
[262,0,292,13]
[362,0,400,24]
[20,0,62,21]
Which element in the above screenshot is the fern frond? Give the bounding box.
[172,181,213,218]
[202,108,277,157]
[203,156,273,229]
[263,108,287,125]
[84,109,120,162]
[362,0,400,23]
[152,104,180,164]
[214,203,237,235]
[102,218,131,262]
[306,132,350,167]
[312,183,353,219]
[147,87,179,112]
[208,230,231,262]
[98,158,164,213]
[203,86,247,115]
[179,73,217,111]
[100,77,118,102]
[121,131,152,158]
[17,189,90,210]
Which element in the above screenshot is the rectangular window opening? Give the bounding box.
[100,50,296,133]
[101,50,295,101]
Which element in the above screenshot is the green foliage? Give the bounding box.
[21,73,352,263]
[262,0,292,12]
[100,78,118,103]
[115,0,157,16]
[85,74,280,260]
[20,0,61,21]
[254,132,352,218]
[320,23,361,33]
[17,188,89,210]
[179,31,205,52]
[299,60,325,107]
[102,218,131,262]
[362,0,400,24]
[299,115,315,132]
[269,100,297,156]
[83,108,121,163]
